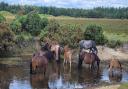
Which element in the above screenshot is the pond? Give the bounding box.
[0,57,128,89]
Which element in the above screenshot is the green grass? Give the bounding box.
[118,83,128,89]
[47,15,128,43]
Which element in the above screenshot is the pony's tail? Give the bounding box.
[30,62,32,74]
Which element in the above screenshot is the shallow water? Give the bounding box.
[0,57,128,89]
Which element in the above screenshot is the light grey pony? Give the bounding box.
[79,40,98,54]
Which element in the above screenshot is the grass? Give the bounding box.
[118,83,128,89]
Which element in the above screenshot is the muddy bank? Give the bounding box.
[97,46,128,61]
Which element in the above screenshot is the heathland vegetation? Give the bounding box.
[0,2,128,57]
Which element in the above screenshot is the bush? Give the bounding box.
[84,24,107,45]
[15,32,32,48]
[0,23,15,51]
[0,14,6,23]
[10,20,22,34]
[106,40,121,48]
[25,12,48,36]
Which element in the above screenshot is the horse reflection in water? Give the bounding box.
[77,67,101,83]
[63,65,71,82]
[30,74,49,89]
[108,58,122,82]
[48,61,62,89]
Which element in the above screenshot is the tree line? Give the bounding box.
[0,2,128,19]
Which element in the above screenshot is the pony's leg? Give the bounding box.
[97,60,100,70]
[91,62,94,70]
[30,62,33,74]
[63,58,65,66]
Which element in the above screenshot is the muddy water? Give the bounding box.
[0,57,128,89]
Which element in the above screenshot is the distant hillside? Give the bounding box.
[0,2,128,19]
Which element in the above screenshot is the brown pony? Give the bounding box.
[108,58,122,71]
[78,50,100,69]
[30,52,48,75]
[63,45,72,69]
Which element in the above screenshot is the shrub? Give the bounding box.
[84,24,107,45]
[25,12,48,36]
[0,23,15,51]
[107,40,121,48]
[10,20,22,34]
[15,32,32,48]
[0,14,6,23]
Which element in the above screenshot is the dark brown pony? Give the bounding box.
[30,55,48,75]
[78,50,100,69]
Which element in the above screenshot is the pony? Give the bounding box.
[50,42,61,62]
[78,49,100,70]
[30,52,48,75]
[63,45,72,69]
[108,58,122,82]
[108,58,122,71]
[79,40,98,54]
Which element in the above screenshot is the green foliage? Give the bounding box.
[84,25,107,45]
[15,32,32,48]
[40,17,48,28]
[45,19,60,33]
[25,12,48,36]
[10,20,21,34]
[0,14,6,23]
[16,32,32,41]
[0,23,15,51]
[58,24,83,48]
[106,40,121,48]
[40,20,83,48]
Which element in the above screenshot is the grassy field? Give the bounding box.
[1,11,128,43]
[45,15,128,43]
